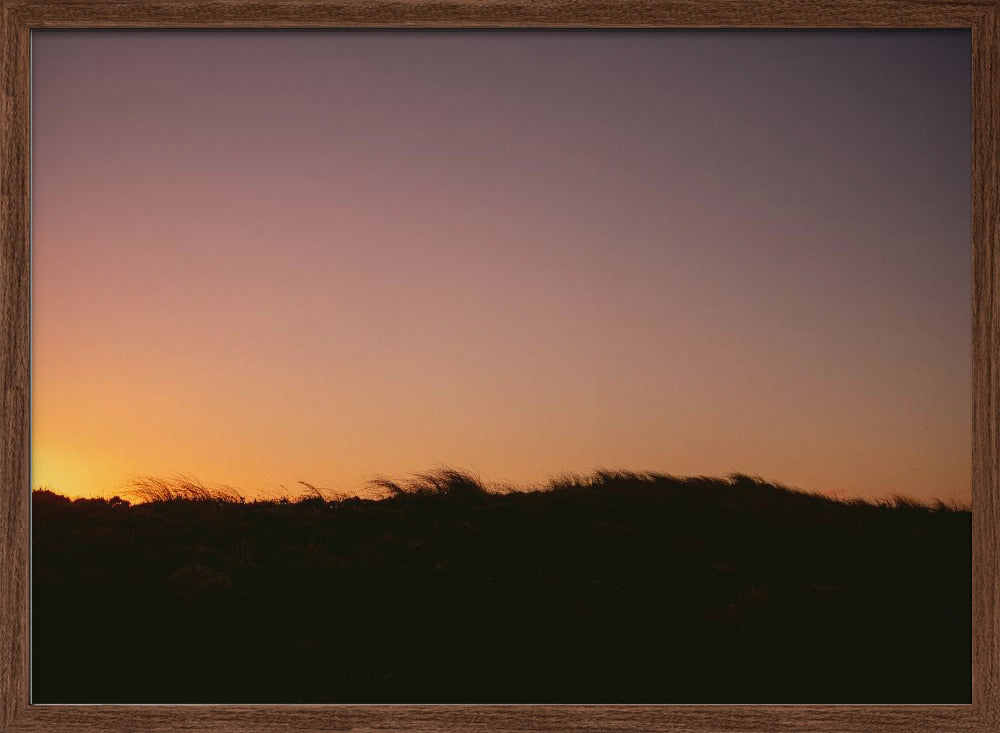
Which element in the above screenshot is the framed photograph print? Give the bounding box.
[2,1,998,732]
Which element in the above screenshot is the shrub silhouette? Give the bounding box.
[31,469,970,704]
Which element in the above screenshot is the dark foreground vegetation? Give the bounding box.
[33,470,969,703]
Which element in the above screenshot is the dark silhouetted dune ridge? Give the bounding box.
[31,469,970,703]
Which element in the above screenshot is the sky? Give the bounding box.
[31,30,971,502]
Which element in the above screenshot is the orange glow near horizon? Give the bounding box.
[31,31,972,503]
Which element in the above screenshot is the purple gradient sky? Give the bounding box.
[32,30,971,501]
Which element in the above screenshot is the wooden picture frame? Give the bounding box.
[2,1,997,731]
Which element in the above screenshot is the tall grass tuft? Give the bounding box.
[369,468,489,498]
[127,475,245,504]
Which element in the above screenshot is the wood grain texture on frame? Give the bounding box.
[2,1,997,731]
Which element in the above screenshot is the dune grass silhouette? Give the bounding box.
[31,469,970,703]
